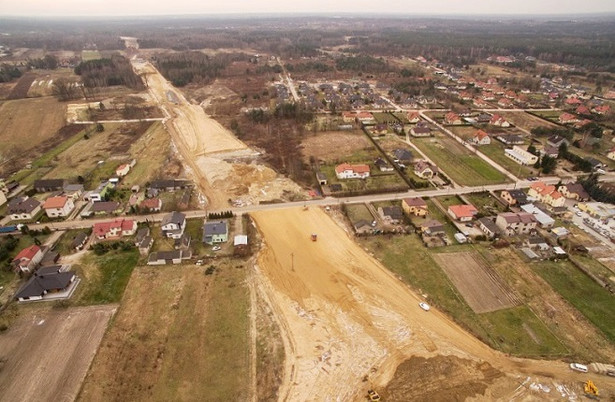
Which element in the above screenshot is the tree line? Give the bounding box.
[74,55,143,89]
[154,52,246,87]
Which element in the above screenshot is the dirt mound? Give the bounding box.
[384,356,503,401]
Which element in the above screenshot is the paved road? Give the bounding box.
[26,178,564,232]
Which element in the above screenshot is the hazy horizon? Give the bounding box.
[1,0,615,18]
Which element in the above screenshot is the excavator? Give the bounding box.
[584,380,599,399]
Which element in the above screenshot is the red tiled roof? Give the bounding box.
[475,130,489,140]
[43,196,68,209]
[13,245,41,262]
[403,197,427,207]
[335,163,370,174]
[448,204,478,218]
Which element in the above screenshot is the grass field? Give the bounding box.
[356,235,569,357]
[0,97,67,166]
[79,263,250,401]
[480,142,535,179]
[499,111,560,131]
[122,122,172,187]
[81,50,102,61]
[72,249,139,305]
[345,203,374,224]
[413,137,508,186]
[533,260,615,343]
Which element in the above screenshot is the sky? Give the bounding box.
[1,0,615,17]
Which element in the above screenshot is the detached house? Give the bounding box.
[139,197,162,212]
[447,204,478,222]
[161,211,186,239]
[335,163,370,179]
[15,265,77,302]
[547,135,568,148]
[93,219,137,240]
[12,245,44,273]
[500,189,528,206]
[444,112,462,125]
[33,179,65,193]
[490,114,510,127]
[7,197,41,221]
[558,183,590,201]
[559,112,579,124]
[528,182,565,207]
[608,148,615,161]
[42,196,75,218]
[495,212,537,236]
[406,112,421,123]
[469,130,491,145]
[402,197,428,217]
[414,161,438,179]
[505,146,538,166]
[410,121,431,137]
[203,221,229,244]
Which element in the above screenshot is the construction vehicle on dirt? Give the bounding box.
[584,380,599,399]
[311,233,318,241]
[367,389,381,401]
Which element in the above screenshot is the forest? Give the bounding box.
[74,55,144,89]
[154,52,247,87]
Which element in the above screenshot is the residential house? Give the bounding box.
[91,201,121,215]
[161,211,186,239]
[592,105,610,115]
[353,219,373,234]
[444,112,462,125]
[63,184,84,200]
[93,219,137,240]
[420,220,445,235]
[134,227,150,246]
[70,232,88,251]
[528,182,566,207]
[342,111,357,123]
[203,221,229,244]
[505,146,538,166]
[40,251,60,267]
[559,112,579,124]
[88,181,112,202]
[496,134,524,145]
[138,236,154,256]
[335,163,370,179]
[500,189,528,206]
[15,266,77,302]
[414,161,438,179]
[410,121,432,137]
[33,179,65,193]
[139,197,162,212]
[12,245,44,273]
[392,149,413,163]
[469,130,491,145]
[7,197,41,221]
[115,162,133,177]
[478,217,499,239]
[577,202,615,220]
[149,179,190,192]
[608,148,615,161]
[402,197,428,217]
[498,98,513,108]
[576,105,590,115]
[175,233,192,250]
[547,135,569,148]
[558,183,590,201]
[356,111,375,124]
[147,250,187,265]
[541,145,559,159]
[42,196,75,218]
[378,206,404,224]
[406,112,421,123]
[520,204,555,228]
[374,158,394,172]
[447,204,478,222]
[495,212,537,236]
[586,157,603,171]
[490,114,510,127]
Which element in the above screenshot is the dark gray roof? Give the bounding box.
[478,217,499,234]
[203,221,228,236]
[393,149,413,161]
[63,184,84,192]
[382,206,403,220]
[34,179,65,190]
[149,250,183,262]
[139,236,153,249]
[162,211,185,226]
[150,179,190,190]
[91,201,120,213]
[71,232,88,248]
[7,197,41,214]
[16,270,74,299]
[135,227,150,243]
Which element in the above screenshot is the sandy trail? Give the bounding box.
[251,207,615,401]
[131,60,303,209]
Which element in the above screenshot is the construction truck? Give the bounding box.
[584,380,599,399]
[367,389,381,401]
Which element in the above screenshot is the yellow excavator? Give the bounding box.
[584,380,599,399]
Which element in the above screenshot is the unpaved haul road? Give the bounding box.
[251,207,615,401]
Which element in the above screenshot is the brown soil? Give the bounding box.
[0,305,116,402]
[383,355,503,401]
[7,72,37,99]
[301,130,372,163]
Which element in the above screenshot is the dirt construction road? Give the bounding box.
[132,60,303,209]
[252,207,615,401]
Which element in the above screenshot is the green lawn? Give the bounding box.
[74,249,139,305]
[463,192,508,215]
[345,204,374,224]
[356,235,569,357]
[413,138,508,186]
[480,142,536,179]
[81,50,102,61]
[533,260,615,343]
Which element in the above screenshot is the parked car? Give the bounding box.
[570,363,588,373]
[212,246,221,251]
[419,302,430,311]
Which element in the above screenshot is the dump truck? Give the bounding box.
[367,389,381,401]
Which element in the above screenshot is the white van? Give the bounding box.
[570,363,588,373]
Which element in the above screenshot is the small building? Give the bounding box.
[454,233,467,244]
[520,204,555,228]
[478,217,499,239]
[71,232,88,251]
[496,134,524,145]
[551,227,570,238]
[392,149,413,163]
[147,250,186,265]
[559,112,579,124]
[410,122,431,137]
[33,179,65,193]
[139,197,162,212]
[88,181,112,202]
[90,201,122,215]
[402,197,428,217]
[63,184,84,200]
[528,182,565,207]
[203,221,229,245]
[138,236,154,256]
[607,148,615,161]
[406,112,421,123]
[547,135,569,148]
[505,146,538,166]
[115,163,131,177]
[161,211,186,239]
[42,196,75,218]
[447,204,478,222]
[149,179,190,192]
[12,245,44,273]
[490,114,510,127]
[175,233,192,251]
[495,212,537,236]
[378,206,404,224]
[316,172,328,186]
[93,219,137,240]
[420,220,445,235]
[335,163,370,180]
[500,189,528,206]
[374,158,394,172]
[444,112,462,125]
[469,130,491,146]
